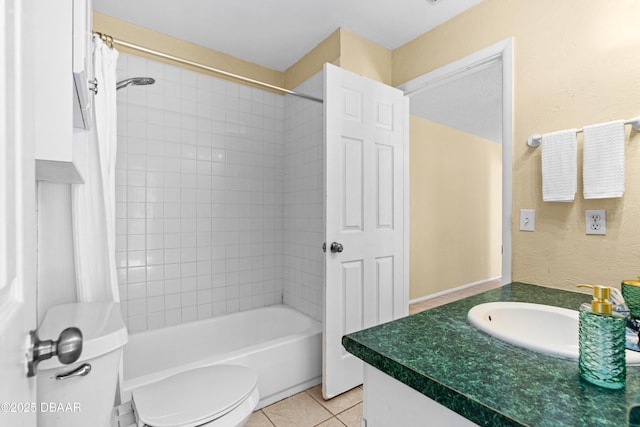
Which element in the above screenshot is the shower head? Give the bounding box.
[116,77,155,90]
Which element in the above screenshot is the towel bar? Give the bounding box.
[527,116,640,148]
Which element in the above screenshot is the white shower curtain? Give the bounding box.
[72,36,120,302]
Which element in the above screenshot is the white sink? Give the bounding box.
[467,301,640,365]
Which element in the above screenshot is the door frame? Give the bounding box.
[397,38,513,285]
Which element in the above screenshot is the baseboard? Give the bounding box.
[409,276,502,305]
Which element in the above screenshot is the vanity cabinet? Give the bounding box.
[34,0,93,184]
[362,365,476,427]
[345,283,633,426]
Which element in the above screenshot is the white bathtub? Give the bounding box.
[120,305,322,409]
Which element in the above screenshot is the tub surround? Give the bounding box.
[115,53,324,332]
[121,305,321,409]
[343,282,640,426]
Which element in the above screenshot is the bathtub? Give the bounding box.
[120,305,322,409]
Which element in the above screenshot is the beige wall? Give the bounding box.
[94,12,284,91]
[339,28,392,85]
[395,0,640,292]
[284,29,341,89]
[285,28,391,88]
[410,116,502,299]
[94,14,392,92]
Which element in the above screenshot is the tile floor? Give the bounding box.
[248,279,503,426]
[247,385,363,427]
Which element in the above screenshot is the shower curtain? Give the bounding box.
[72,36,120,302]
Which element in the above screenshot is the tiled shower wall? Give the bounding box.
[282,73,324,322]
[115,54,285,332]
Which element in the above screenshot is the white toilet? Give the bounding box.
[130,365,259,427]
[37,302,259,427]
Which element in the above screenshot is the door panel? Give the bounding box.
[323,63,407,398]
[376,144,394,228]
[342,261,364,337]
[342,137,364,230]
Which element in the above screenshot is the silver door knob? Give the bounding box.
[27,327,83,377]
[330,242,344,253]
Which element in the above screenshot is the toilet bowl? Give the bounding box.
[131,365,259,427]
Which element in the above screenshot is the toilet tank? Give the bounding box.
[36,302,128,427]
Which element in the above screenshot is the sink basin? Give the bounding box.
[467,301,640,365]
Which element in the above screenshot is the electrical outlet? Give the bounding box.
[585,210,606,235]
[519,209,535,232]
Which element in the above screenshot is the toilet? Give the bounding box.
[37,302,129,427]
[131,365,259,427]
[36,302,258,427]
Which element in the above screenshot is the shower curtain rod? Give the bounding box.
[93,31,324,104]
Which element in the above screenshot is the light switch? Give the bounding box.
[520,209,535,232]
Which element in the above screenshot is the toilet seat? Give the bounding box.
[132,365,259,427]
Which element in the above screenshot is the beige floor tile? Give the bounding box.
[336,403,362,427]
[246,410,275,427]
[262,392,332,427]
[306,384,363,415]
[315,418,347,427]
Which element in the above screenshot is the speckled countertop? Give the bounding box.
[342,282,640,426]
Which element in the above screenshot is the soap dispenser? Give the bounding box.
[577,284,626,389]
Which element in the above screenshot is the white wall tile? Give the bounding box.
[182,306,197,322]
[116,54,289,331]
[165,309,181,326]
[282,72,324,322]
[165,293,181,309]
[147,312,165,330]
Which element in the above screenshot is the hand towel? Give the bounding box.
[542,129,577,202]
[583,120,625,199]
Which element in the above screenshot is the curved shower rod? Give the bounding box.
[94,31,323,104]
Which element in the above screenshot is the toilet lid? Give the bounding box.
[132,365,258,427]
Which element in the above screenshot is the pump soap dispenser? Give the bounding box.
[577,284,626,389]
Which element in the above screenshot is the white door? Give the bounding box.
[323,63,408,399]
[0,1,38,425]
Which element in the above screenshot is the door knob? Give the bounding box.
[330,242,344,253]
[27,327,83,377]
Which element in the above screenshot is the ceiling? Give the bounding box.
[93,0,500,142]
[410,60,503,143]
[92,0,482,71]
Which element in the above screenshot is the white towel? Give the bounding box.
[542,129,577,202]
[583,120,625,199]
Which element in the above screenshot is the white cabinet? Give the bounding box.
[35,0,93,184]
[362,365,478,427]
[72,0,94,129]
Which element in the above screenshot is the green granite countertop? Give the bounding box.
[342,282,640,426]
